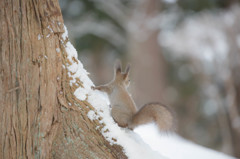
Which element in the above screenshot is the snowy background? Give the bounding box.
[59,0,240,158]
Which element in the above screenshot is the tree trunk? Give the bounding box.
[224,14,240,157]
[0,0,126,158]
[128,0,167,107]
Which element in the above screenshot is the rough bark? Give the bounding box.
[0,0,127,159]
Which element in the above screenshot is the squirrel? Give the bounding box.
[92,60,175,132]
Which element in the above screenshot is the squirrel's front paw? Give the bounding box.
[91,86,96,90]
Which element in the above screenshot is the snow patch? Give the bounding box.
[87,110,97,120]
[38,34,41,40]
[62,25,68,41]
[47,25,54,33]
[135,123,236,159]
[56,48,60,53]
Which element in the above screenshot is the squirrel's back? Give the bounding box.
[93,60,175,132]
[110,86,138,127]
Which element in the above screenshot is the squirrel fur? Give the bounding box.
[92,60,175,131]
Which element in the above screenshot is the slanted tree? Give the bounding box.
[0,0,126,158]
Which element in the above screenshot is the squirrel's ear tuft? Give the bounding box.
[125,63,131,75]
[115,59,122,73]
[123,63,131,79]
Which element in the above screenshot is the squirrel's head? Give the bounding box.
[114,60,131,88]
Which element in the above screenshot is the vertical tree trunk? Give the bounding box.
[227,41,240,158]
[0,0,126,158]
[225,15,240,157]
[128,0,167,107]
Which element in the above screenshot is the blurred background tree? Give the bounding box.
[59,0,240,157]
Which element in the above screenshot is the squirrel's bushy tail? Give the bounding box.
[129,103,175,131]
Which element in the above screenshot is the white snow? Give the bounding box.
[62,25,68,41]
[61,25,236,159]
[134,123,236,159]
[38,34,41,40]
[47,25,54,33]
[56,48,60,53]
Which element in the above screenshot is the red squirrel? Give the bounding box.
[92,60,175,131]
